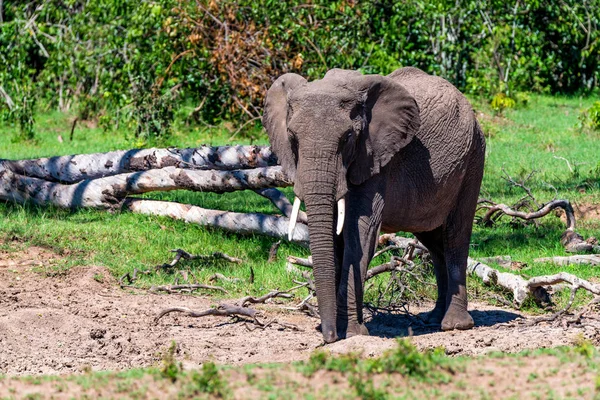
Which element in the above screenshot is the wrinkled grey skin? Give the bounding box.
[263,67,485,343]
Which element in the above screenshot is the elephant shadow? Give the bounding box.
[365,308,521,338]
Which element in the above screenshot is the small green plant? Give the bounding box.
[159,341,181,382]
[11,89,36,142]
[490,93,516,115]
[513,92,531,108]
[365,339,447,379]
[300,350,360,377]
[573,336,595,359]
[92,273,104,283]
[349,373,388,400]
[182,362,228,398]
[578,101,600,132]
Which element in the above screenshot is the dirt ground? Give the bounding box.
[0,244,598,376]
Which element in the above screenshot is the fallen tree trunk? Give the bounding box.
[0,165,289,209]
[255,188,307,222]
[123,198,309,245]
[0,145,276,183]
[534,254,600,266]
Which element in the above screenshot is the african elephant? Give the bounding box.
[263,67,485,343]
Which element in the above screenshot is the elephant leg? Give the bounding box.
[440,177,481,331]
[414,227,447,325]
[337,183,385,339]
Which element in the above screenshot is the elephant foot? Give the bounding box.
[425,302,446,325]
[441,301,474,331]
[316,323,339,343]
[345,322,370,339]
[336,321,369,339]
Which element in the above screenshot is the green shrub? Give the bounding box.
[12,89,36,142]
[577,101,600,133]
[159,341,181,382]
[365,339,447,378]
[587,101,600,130]
[490,93,516,114]
[182,362,229,398]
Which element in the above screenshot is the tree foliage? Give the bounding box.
[1,0,599,140]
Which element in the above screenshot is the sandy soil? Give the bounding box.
[0,244,598,376]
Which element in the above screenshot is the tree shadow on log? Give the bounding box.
[365,308,521,338]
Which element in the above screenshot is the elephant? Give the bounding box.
[262,67,485,343]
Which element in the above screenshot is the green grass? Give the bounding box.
[0,94,599,307]
[1,339,599,399]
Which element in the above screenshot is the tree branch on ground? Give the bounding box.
[477,170,596,254]
[154,249,243,272]
[124,198,309,244]
[534,254,600,266]
[149,283,227,294]
[154,283,308,330]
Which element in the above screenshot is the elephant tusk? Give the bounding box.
[288,196,302,241]
[336,198,345,235]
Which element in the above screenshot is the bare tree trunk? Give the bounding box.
[123,198,309,245]
[0,165,289,209]
[1,145,277,183]
[534,255,600,266]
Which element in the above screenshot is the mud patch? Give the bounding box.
[0,245,597,376]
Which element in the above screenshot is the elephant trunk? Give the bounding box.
[305,192,338,343]
[300,158,340,343]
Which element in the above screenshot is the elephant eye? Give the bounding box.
[343,131,353,143]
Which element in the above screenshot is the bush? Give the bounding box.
[490,93,516,114]
[1,0,599,136]
[578,101,600,132]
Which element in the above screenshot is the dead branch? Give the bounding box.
[154,285,306,330]
[156,249,243,271]
[479,198,597,253]
[149,284,227,294]
[69,117,78,142]
[534,254,600,266]
[0,145,277,183]
[154,304,260,324]
[124,198,309,244]
[286,255,313,268]
[238,290,292,307]
[366,257,413,281]
[480,199,576,230]
[119,268,151,287]
[268,240,281,262]
[0,165,289,209]
[468,258,600,308]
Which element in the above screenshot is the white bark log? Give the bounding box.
[255,188,307,222]
[0,165,289,209]
[0,145,276,183]
[467,258,531,306]
[123,198,309,245]
[533,255,600,266]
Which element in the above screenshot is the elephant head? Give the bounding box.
[263,69,420,343]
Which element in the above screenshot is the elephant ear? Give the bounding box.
[262,73,307,181]
[348,75,420,186]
